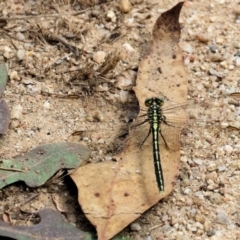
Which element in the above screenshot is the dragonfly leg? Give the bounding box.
[139,127,152,149]
[133,119,149,127]
[160,130,170,150]
[162,116,178,128]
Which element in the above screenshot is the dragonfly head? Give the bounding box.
[145,97,164,107]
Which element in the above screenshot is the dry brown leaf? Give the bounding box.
[70,2,188,239]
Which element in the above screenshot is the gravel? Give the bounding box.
[0,0,240,240]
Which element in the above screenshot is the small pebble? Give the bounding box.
[10,70,20,81]
[218,166,226,172]
[195,214,205,224]
[97,138,105,144]
[24,43,33,50]
[193,159,202,165]
[115,77,133,90]
[235,57,240,67]
[161,224,172,232]
[206,171,217,181]
[220,122,228,128]
[196,33,210,43]
[209,52,222,62]
[130,222,141,231]
[119,90,129,103]
[106,10,116,22]
[43,101,50,109]
[235,212,240,226]
[182,178,190,187]
[204,221,212,231]
[16,32,25,41]
[209,16,217,22]
[209,45,218,53]
[207,229,215,237]
[120,43,135,60]
[224,145,233,155]
[96,84,109,92]
[196,222,204,229]
[209,68,225,78]
[122,43,135,52]
[216,37,224,43]
[10,119,20,129]
[181,42,193,54]
[229,121,240,129]
[11,104,23,119]
[93,111,104,122]
[183,188,191,194]
[105,156,112,161]
[209,192,222,204]
[93,51,106,64]
[119,0,132,13]
[216,147,225,157]
[91,10,100,18]
[216,212,231,225]
[3,46,12,59]
[234,51,240,57]
[16,49,25,61]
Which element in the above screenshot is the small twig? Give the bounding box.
[21,193,40,207]
[40,29,81,56]
[149,224,162,231]
[0,166,27,172]
[0,10,90,21]
[0,30,32,43]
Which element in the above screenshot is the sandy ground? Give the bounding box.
[0,0,240,239]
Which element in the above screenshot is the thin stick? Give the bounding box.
[0,167,27,172]
[0,10,90,21]
[149,224,162,231]
[0,30,32,43]
[20,193,40,206]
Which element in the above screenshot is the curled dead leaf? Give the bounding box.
[71,2,188,239]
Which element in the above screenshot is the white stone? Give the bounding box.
[119,90,129,103]
[10,70,20,81]
[16,49,25,61]
[93,51,106,64]
[16,32,25,41]
[11,104,23,119]
[235,57,240,67]
[43,101,50,109]
[130,222,141,231]
[106,10,116,22]
[119,0,132,13]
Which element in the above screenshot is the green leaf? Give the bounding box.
[0,57,9,133]
[0,56,8,96]
[0,142,91,189]
[0,99,10,133]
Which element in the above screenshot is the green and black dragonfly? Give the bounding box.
[133,97,188,192]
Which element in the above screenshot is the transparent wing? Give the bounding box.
[125,97,220,152]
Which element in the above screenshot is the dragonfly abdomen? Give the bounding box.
[149,103,164,192]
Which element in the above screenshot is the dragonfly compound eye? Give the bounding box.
[156,97,164,106]
[145,98,152,107]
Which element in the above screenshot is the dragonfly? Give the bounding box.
[129,94,233,192]
[131,97,189,192]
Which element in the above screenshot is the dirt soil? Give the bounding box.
[0,0,240,239]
